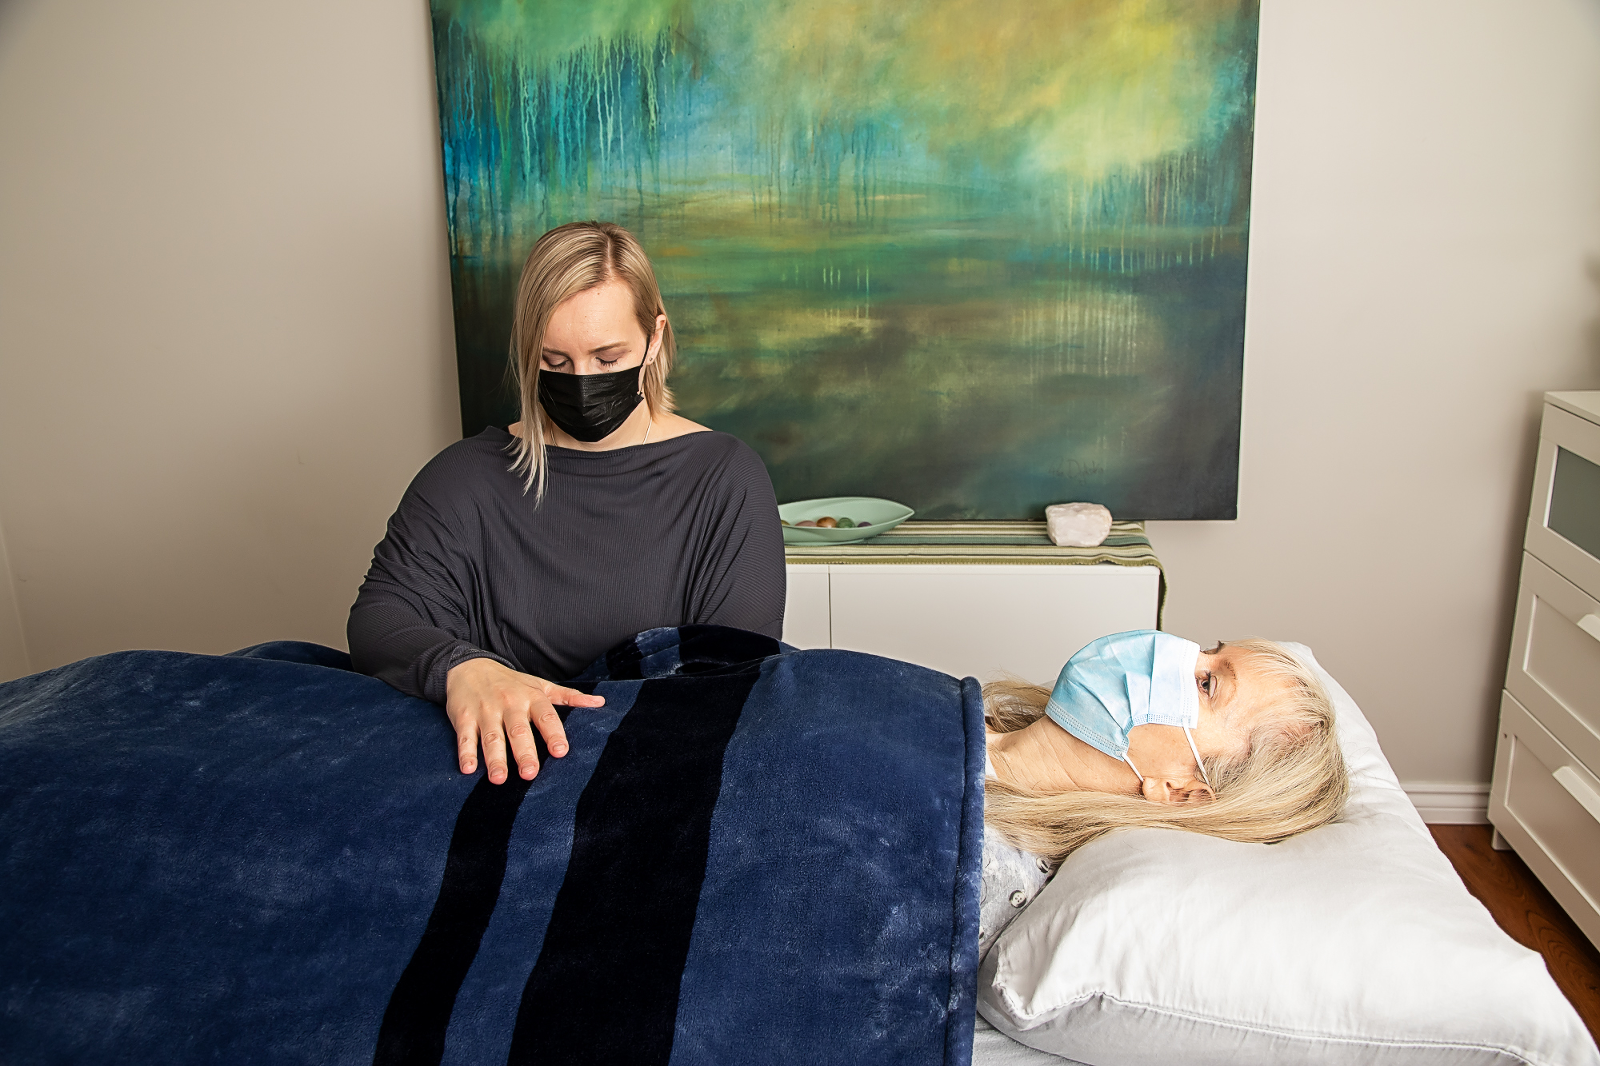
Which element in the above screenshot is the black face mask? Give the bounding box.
[537,365,644,443]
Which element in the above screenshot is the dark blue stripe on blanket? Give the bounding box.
[438,682,642,1065]
[373,739,547,1065]
[373,681,644,1066]
[504,665,762,1066]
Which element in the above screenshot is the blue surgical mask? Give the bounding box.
[1044,630,1212,787]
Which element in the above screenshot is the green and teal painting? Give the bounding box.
[429,0,1257,519]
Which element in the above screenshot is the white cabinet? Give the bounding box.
[782,566,832,650]
[1489,391,1600,949]
[782,562,1159,684]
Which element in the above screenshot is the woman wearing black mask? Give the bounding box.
[348,221,785,784]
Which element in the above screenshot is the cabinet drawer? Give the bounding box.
[1489,691,1600,948]
[1525,403,1600,601]
[1505,552,1600,775]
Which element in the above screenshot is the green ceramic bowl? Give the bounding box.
[779,496,915,545]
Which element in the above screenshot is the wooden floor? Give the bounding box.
[1431,825,1600,1042]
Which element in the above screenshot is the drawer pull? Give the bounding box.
[1578,614,1600,643]
[1553,765,1600,824]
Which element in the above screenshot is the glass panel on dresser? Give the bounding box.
[1548,446,1600,561]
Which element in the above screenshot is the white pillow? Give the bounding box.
[977,643,1600,1066]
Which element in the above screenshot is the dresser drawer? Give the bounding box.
[1505,552,1600,775]
[1489,691,1600,948]
[1525,403,1600,601]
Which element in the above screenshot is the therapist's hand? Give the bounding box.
[444,657,604,784]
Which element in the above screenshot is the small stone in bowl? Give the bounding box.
[817,516,838,528]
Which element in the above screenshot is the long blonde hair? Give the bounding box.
[507,221,678,497]
[984,639,1349,864]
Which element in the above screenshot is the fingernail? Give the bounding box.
[552,745,567,756]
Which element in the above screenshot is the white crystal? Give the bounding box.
[1045,502,1113,548]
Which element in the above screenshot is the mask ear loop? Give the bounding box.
[1123,753,1143,783]
[637,359,652,444]
[1182,729,1213,789]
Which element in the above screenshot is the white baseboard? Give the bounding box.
[1401,782,1491,824]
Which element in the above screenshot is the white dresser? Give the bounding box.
[780,524,1161,685]
[1489,391,1600,949]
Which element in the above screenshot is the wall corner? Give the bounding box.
[0,514,32,681]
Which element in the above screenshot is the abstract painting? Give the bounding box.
[429,0,1257,519]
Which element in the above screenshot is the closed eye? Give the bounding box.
[541,353,624,370]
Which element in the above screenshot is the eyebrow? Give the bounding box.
[1213,657,1238,716]
[542,341,631,357]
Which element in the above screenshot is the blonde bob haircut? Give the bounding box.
[983,638,1349,866]
[507,220,677,497]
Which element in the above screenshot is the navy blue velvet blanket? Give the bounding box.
[0,626,984,1066]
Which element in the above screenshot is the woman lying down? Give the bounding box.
[977,630,1349,956]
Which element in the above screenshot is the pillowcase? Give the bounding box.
[976,643,1600,1066]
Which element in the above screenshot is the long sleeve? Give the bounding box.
[347,476,514,705]
[688,443,786,638]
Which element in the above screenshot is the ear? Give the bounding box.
[642,312,668,366]
[1140,776,1216,805]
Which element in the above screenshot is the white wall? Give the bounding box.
[2,0,1598,788]
[0,0,461,665]
[1149,0,1600,785]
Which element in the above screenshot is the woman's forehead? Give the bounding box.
[554,279,633,319]
[1223,654,1294,726]
[547,282,644,342]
